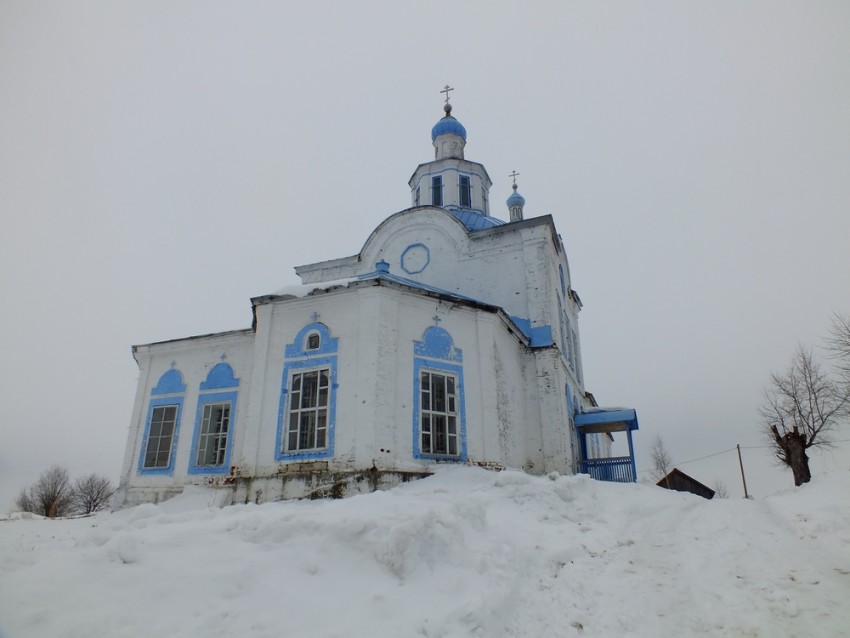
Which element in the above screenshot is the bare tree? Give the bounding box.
[760,346,850,486]
[712,480,728,499]
[71,474,115,515]
[16,465,73,517]
[650,434,672,482]
[826,312,850,382]
[14,487,34,514]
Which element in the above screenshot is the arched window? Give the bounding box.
[189,363,239,475]
[413,326,466,460]
[138,368,186,475]
[276,322,339,460]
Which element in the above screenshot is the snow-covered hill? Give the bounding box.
[2,466,849,637]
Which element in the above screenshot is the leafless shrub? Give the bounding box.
[71,474,115,515]
[16,465,73,518]
[650,434,672,482]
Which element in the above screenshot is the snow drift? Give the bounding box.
[1,466,849,637]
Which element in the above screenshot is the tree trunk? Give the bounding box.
[771,425,811,486]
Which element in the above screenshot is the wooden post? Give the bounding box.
[737,444,750,499]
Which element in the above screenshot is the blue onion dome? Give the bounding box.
[507,183,525,208]
[431,103,467,142]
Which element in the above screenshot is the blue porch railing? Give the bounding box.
[581,456,635,483]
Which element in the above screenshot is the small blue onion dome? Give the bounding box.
[431,103,467,142]
[507,184,525,208]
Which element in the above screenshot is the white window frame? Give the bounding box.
[419,369,460,457]
[143,404,179,470]
[285,367,331,452]
[195,401,231,468]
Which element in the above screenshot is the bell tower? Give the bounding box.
[409,87,493,216]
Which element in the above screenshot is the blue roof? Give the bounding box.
[431,115,467,141]
[507,190,525,208]
[358,264,484,305]
[448,208,506,231]
[575,409,639,432]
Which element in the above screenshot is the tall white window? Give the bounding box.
[286,368,330,451]
[195,402,231,467]
[419,370,459,456]
[143,405,178,469]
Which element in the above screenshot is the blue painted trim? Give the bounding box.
[414,326,463,362]
[276,323,339,462]
[575,409,639,430]
[530,325,553,347]
[412,326,466,462]
[400,242,431,275]
[284,322,339,358]
[187,390,238,475]
[509,316,554,347]
[200,362,239,390]
[151,369,186,395]
[137,396,184,476]
[275,356,338,461]
[412,358,467,462]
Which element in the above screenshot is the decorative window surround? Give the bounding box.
[138,369,186,475]
[276,322,339,461]
[412,327,467,461]
[189,363,239,475]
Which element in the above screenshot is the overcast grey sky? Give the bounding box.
[2,2,849,509]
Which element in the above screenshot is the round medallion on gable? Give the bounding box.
[400,243,430,275]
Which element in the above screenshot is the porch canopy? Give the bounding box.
[574,408,639,483]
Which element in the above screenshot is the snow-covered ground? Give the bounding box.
[2,466,849,638]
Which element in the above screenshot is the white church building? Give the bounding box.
[114,96,639,508]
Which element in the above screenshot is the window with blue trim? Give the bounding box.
[138,369,186,475]
[432,175,443,206]
[413,327,466,461]
[459,175,471,208]
[189,362,239,475]
[276,322,339,460]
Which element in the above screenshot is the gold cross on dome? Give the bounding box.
[440,85,454,104]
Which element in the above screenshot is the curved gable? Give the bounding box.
[359,207,470,280]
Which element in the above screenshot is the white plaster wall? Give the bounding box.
[113,112,629,506]
[116,330,255,506]
[295,209,565,327]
